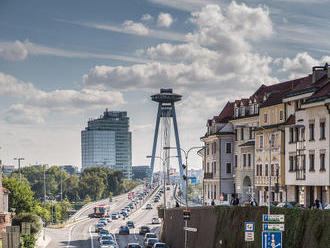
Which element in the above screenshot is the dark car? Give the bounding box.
[127,244,142,248]
[139,226,150,235]
[99,229,110,236]
[153,243,168,248]
[119,225,130,235]
[146,238,159,248]
[127,221,135,228]
[144,233,157,244]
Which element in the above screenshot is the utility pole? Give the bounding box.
[43,164,47,203]
[60,170,63,202]
[14,157,24,184]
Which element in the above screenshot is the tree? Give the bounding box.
[3,177,35,214]
[79,174,105,201]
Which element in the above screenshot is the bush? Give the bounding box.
[20,235,35,248]
[12,212,42,235]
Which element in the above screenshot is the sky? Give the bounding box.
[0,0,329,172]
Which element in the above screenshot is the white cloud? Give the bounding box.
[148,0,216,11]
[0,40,149,63]
[5,104,46,124]
[141,14,153,22]
[157,13,174,28]
[275,52,330,79]
[122,20,149,35]
[0,40,28,61]
[83,3,277,95]
[0,72,124,124]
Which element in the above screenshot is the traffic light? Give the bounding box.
[182,164,186,169]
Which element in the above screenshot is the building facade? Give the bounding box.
[284,65,330,207]
[81,110,132,179]
[132,165,150,180]
[201,102,235,204]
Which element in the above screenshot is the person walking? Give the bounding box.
[211,199,215,206]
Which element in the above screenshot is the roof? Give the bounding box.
[218,101,234,123]
[305,81,330,104]
[285,115,296,125]
[239,141,255,147]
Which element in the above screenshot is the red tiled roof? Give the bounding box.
[305,81,330,103]
[218,101,234,123]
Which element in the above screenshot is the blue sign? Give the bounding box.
[189,177,197,184]
[262,231,282,248]
[244,222,255,232]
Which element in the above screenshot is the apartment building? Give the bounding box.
[284,64,330,207]
[201,102,235,204]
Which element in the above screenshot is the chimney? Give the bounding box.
[312,63,329,83]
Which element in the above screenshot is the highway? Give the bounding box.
[44,185,174,248]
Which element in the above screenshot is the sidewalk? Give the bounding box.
[35,229,51,248]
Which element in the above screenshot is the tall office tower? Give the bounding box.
[81,110,132,179]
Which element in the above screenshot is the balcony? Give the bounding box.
[296,168,306,180]
[204,172,213,179]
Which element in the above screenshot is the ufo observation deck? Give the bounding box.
[151,88,182,103]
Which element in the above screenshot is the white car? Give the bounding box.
[152,217,160,224]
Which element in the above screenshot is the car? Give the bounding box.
[276,202,294,208]
[99,218,108,225]
[153,243,168,248]
[152,217,160,224]
[146,204,152,209]
[99,229,110,236]
[166,186,170,190]
[145,238,159,248]
[100,239,119,248]
[119,225,130,235]
[144,233,157,244]
[126,243,142,248]
[95,223,105,232]
[127,221,135,228]
[139,226,150,235]
[111,213,118,220]
[104,215,111,223]
[154,198,159,203]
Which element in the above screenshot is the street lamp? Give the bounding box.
[14,157,24,184]
[164,145,205,248]
[146,155,178,220]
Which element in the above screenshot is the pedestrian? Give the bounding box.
[315,199,323,210]
[230,194,236,206]
[175,201,179,208]
[234,196,239,206]
[250,198,257,206]
[211,199,215,206]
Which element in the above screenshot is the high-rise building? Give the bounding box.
[81,109,132,179]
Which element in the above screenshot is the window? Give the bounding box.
[295,128,299,142]
[264,113,268,123]
[235,155,238,167]
[241,128,244,140]
[256,164,259,176]
[243,154,247,167]
[271,164,274,176]
[309,123,315,141]
[271,134,276,148]
[309,154,315,171]
[259,135,264,149]
[212,142,217,154]
[260,164,263,176]
[265,164,268,176]
[206,144,209,155]
[207,162,210,172]
[279,110,283,121]
[226,143,231,153]
[320,121,325,140]
[248,154,251,167]
[249,127,253,139]
[289,128,294,143]
[320,153,325,171]
[226,163,231,174]
[213,162,217,174]
[235,129,238,141]
[207,184,210,199]
[214,185,216,199]
[301,127,305,141]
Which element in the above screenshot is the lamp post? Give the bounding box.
[14,157,24,184]
[164,145,205,248]
[146,155,178,221]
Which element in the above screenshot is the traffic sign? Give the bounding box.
[245,232,254,242]
[183,209,191,221]
[244,222,255,232]
[184,227,197,232]
[263,223,285,231]
[263,214,285,223]
[262,231,282,248]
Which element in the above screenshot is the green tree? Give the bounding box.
[79,174,105,200]
[3,177,35,214]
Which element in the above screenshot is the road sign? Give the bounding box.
[184,227,197,232]
[245,222,255,232]
[245,232,255,242]
[21,222,31,235]
[183,209,191,221]
[263,214,285,223]
[189,177,197,184]
[262,231,282,248]
[263,223,285,231]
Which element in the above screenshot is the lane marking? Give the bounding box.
[89,225,95,248]
[65,226,73,248]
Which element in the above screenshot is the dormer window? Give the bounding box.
[235,108,239,117]
[241,107,245,116]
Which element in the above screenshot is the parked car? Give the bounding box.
[119,225,130,235]
[126,243,142,248]
[146,204,153,210]
[144,233,157,244]
[127,221,135,228]
[152,217,160,224]
[153,243,168,248]
[139,226,150,235]
[145,238,159,248]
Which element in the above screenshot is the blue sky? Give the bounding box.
[0,0,329,170]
